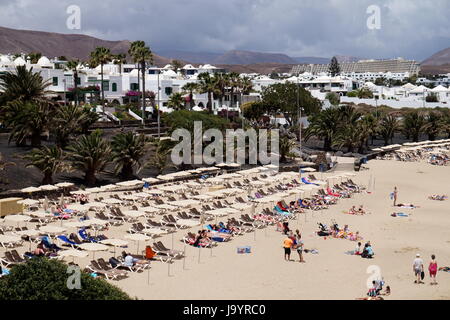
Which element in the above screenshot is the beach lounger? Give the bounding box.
[152,241,184,259]
[0,252,20,267]
[57,235,79,249]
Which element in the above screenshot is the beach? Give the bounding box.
[3,158,449,300]
[109,159,450,300]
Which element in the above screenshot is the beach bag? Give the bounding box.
[421,271,425,280]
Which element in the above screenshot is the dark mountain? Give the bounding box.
[213,50,297,65]
[155,50,222,64]
[157,49,297,65]
[292,57,330,64]
[422,47,450,66]
[0,26,173,66]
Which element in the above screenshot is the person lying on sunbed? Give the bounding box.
[428,195,448,201]
[123,252,148,267]
[396,203,419,208]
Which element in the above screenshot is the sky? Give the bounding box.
[0,0,449,61]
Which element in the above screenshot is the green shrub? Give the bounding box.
[0,257,131,300]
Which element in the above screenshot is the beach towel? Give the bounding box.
[391,213,409,217]
[439,267,450,273]
[389,192,394,200]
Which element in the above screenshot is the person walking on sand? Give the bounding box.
[413,253,424,284]
[393,187,398,206]
[295,229,305,263]
[428,254,438,285]
[283,235,293,261]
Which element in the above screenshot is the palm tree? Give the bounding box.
[357,114,378,153]
[148,139,173,175]
[304,107,341,151]
[424,111,443,141]
[65,59,81,106]
[238,76,253,117]
[167,92,185,110]
[0,153,15,185]
[128,41,153,122]
[197,72,218,112]
[53,105,92,148]
[113,53,127,75]
[111,132,149,179]
[403,111,426,142]
[171,60,183,74]
[24,146,66,184]
[227,72,240,109]
[378,114,399,146]
[0,65,52,105]
[182,82,197,110]
[89,47,112,109]
[79,106,101,134]
[333,124,361,153]
[27,52,42,64]
[2,100,55,147]
[213,73,229,111]
[279,135,297,163]
[67,130,111,186]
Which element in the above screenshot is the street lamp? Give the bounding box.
[63,79,67,106]
[157,69,160,138]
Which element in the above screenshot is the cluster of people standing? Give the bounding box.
[282,229,305,263]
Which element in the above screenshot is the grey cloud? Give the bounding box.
[0,0,448,60]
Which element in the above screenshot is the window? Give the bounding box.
[76,77,81,85]
[165,87,173,96]
[112,83,117,92]
[130,83,139,91]
[102,81,109,91]
[52,77,58,86]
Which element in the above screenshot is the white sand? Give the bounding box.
[112,159,450,300]
[7,159,450,299]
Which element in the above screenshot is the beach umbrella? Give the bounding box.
[177,219,200,227]
[85,187,102,193]
[122,210,146,219]
[15,229,40,250]
[39,185,59,191]
[86,202,107,209]
[0,235,22,248]
[4,214,31,227]
[64,221,90,229]
[142,177,160,184]
[17,199,39,206]
[67,203,89,212]
[55,182,74,188]
[191,194,213,201]
[43,196,49,211]
[21,187,41,193]
[144,189,164,195]
[100,239,129,256]
[59,194,65,207]
[169,199,198,208]
[39,225,66,236]
[58,249,89,263]
[301,167,317,172]
[125,234,150,254]
[70,190,91,195]
[102,198,122,204]
[78,243,109,259]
